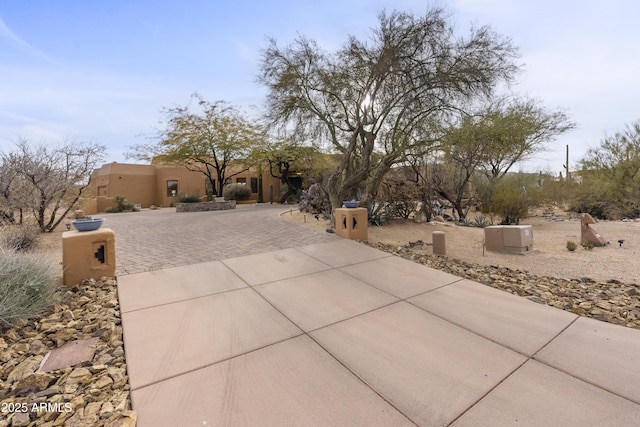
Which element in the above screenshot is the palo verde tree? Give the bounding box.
[1,139,106,232]
[572,120,640,218]
[476,97,575,180]
[419,97,574,220]
[129,94,263,198]
[259,8,519,210]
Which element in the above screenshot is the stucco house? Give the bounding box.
[83,162,281,214]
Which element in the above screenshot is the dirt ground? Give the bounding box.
[281,208,640,285]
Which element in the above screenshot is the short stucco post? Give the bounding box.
[432,231,446,255]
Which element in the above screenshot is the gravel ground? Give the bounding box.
[1,278,135,427]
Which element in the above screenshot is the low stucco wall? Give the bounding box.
[175,201,236,212]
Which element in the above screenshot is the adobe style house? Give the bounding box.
[83,162,281,214]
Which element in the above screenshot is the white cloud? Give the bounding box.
[0,16,57,64]
[0,63,191,161]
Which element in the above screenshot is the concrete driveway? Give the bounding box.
[109,205,640,426]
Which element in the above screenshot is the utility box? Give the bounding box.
[484,225,533,254]
[62,228,116,287]
[335,208,368,241]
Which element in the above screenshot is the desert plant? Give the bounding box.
[298,183,330,215]
[481,173,544,224]
[0,246,59,329]
[111,195,134,212]
[582,242,594,250]
[566,240,577,251]
[176,193,201,203]
[0,224,39,251]
[383,181,419,220]
[223,183,252,201]
[367,201,390,226]
[572,120,640,220]
[458,218,473,227]
[0,139,106,232]
[472,214,490,228]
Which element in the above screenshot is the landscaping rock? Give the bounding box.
[176,200,236,212]
[368,241,640,330]
[0,277,135,426]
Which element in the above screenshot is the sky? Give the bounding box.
[1,0,639,174]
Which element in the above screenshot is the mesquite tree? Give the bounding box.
[259,8,519,210]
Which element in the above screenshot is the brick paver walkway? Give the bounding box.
[102,204,338,275]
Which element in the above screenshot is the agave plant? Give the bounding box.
[458,218,473,227]
[473,214,490,228]
[367,201,389,226]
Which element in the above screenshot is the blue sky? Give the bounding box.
[1,0,639,173]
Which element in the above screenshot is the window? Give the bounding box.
[236,177,246,185]
[167,180,178,197]
[97,186,108,197]
[250,177,258,193]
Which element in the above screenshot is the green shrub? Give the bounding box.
[176,193,202,203]
[481,173,542,224]
[566,240,577,251]
[109,195,134,212]
[582,242,594,250]
[0,247,59,329]
[223,183,252,201]
[0,224,39,251]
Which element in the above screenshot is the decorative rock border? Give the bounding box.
[368,242,640,330]
[0,277,136,427]
[175,200,236,212]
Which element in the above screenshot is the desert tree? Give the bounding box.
[572,120,640,218]
[411,97,574,220]
[0,159,22,224]
[252,138,326,203]
[2,139,106,232]
[424,115,488,220]
[259,8,519,210]
[129,94,264,198]
[476,97,575,180]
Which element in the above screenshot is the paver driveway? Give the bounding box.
[103,204,338,274]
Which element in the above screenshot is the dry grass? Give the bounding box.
[0,245,60,329]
